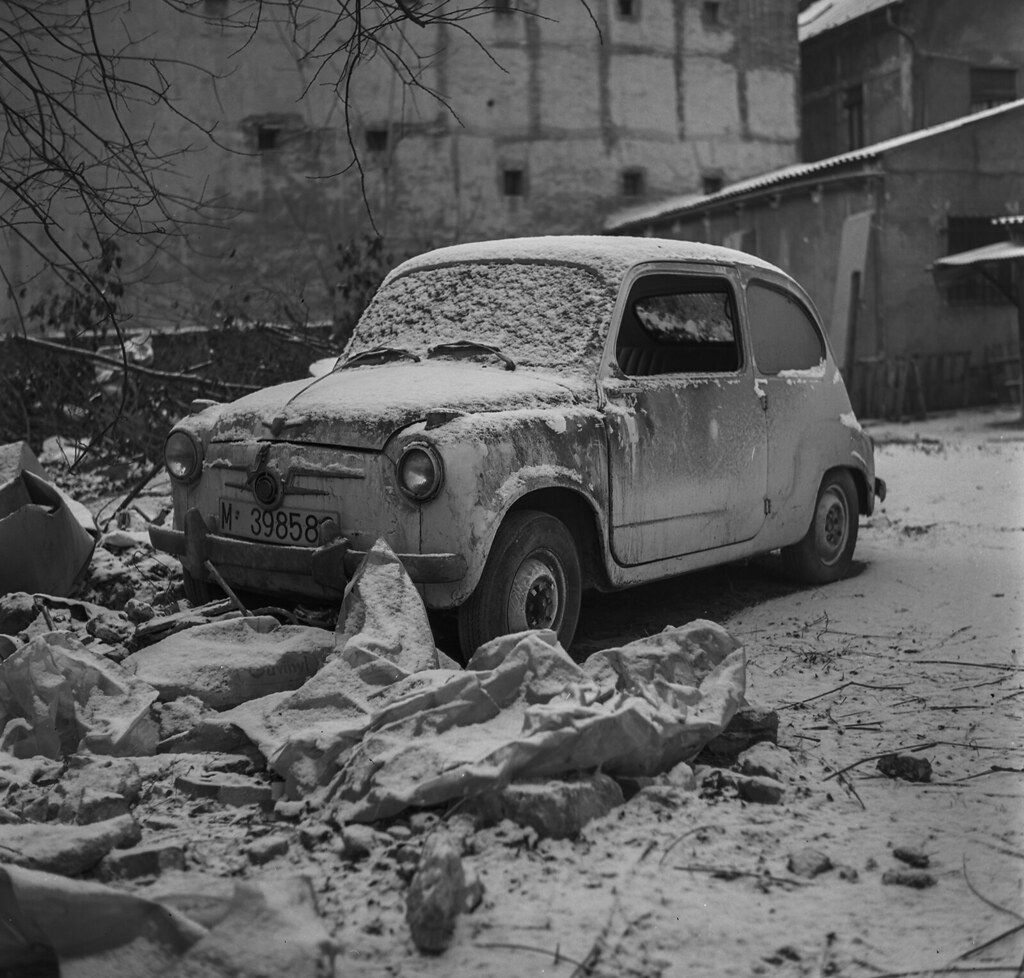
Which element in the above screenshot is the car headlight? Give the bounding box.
[397,444,443,501]
[164,430,203,483]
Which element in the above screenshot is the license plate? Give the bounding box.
[218,498,338,546]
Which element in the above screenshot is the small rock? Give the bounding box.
[206,754,256,776]
[85,615,134,645]
[99,840,186,880]
[661,763,696,791]
[155,695,212,742]
[406,831,465,954]
[737,743,793,781]
[876,753,932,783]
[247,833,290,865]
[386,823,412,841]
[787,847,832,879]
[835,864,860,882]
[409,812,440,834]
[700,769,784,804]
[64,788,130,825]
[882,868,936,888]
[174,770,273,807]
[299,824,333,850]
[391,843,421,882]
[462,864,485,913]
[465,773,624,840]
[124,598,156,624]
[339,823,380,860]
[700,705,779,764]
[0,592,39,636]
[893,846,929,868]
[275,800,306,821]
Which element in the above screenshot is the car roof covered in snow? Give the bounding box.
[384,235,785,286]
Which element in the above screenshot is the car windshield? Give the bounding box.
[347,260,615,373]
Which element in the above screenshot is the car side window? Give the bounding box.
[745,281,825,375]
[616,274,741,377]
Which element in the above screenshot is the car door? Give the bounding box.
[603,267,768,566]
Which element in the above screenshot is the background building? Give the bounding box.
[800,0,1024,162]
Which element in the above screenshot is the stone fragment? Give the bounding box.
[174,770,273,807]
[0,593,39,636]
[700,769,784,804]
[275,800,307,821]
[99,840,186,880]
[882,869,936,888]
[787,847,833,879]
[661,762,696,791]
[406,832,465,954]
[835,865,860,882]
[386,823,412,841]
[51,757,142,824]
[247,833,290,865]
[409,812,440,834]
[462,864,485,913]
[876,753,932,783]
[893,846,929,868]
[737,742,794,781]
[465,774,624,840]
[299,824,333,850]
[0,815,141,876]
[124,599,156,624]
[699,705,779,764]
[86,615,134,645]
[338,823,381,860]
[123,615,334,709]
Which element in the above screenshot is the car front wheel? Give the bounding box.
[781,469,859,584]
[457,509,582,659]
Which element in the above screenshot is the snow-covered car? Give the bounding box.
[152,236,886,655]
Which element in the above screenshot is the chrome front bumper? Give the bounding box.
[150,508,467,593]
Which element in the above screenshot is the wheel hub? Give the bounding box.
[508,554,563,632]
[815,487,849,564]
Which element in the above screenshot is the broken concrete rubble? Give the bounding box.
[0,814,141,875]
[98,839,186,880]
[406,831,466,954]
[174,769,274,807]
[124,615,335,709]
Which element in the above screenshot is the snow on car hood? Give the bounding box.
[208,360,592,450]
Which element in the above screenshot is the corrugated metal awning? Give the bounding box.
[933,241,1024,268]
[799,0,899,42]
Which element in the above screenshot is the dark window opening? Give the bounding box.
[502,168,525,197]
[745,282,825,375]
[366,128,389,152]
[844,84,864,150]
[617,0,640,21]
[256,126,280,151]
[621,168,646,197]
[970,67,1016,113]
[944,217,1013,305]
[702,174,724,195]
[702,1,722,27]
[616,274,741,377]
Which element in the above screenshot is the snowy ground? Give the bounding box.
[7,406,1023,977]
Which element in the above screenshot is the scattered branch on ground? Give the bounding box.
[823,742,939,783]
[962,854,1024,921]
[780,680,905,710]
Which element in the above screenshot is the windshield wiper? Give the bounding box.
[427,340,516,372]
[336,346,420,370]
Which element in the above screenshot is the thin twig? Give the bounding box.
[962,854,1024,921]
[658,824,722,867]
[781,680,905,710]
[474,942,599,974]
[823,742,939,782]
[671,864,808,887]
[203,560,252,617]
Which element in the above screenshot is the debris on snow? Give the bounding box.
[736,742,795,782]
[877,752,933,783]
[0,441,96,597]
[97,839,187,880]
[699,704,779,764]
[787,847,833,879]
[0,814,141,875]
[174,769,275,808]
[405,830,466,954]
[893,846,930,868]
[882,868,937,888]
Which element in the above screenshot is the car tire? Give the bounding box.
[781,469,859,584]
[182,568,215,605]
[457,509,582,659]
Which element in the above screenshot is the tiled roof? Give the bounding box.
[933,240,1024,267]
[605,99,1024,232]
[798,0,899,42]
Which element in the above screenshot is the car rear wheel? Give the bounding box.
[457,510,582,659]
[781,469,859,584]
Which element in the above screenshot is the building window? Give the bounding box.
[702,1,722,27]
[256,126,280,151]
[502,168,525,197]
[366,129,389,152]
[702,174,724,195]
[969,67,1017,113]
[621,168,646,197]
[944,216,1012,305]
[844,84,864,151]
[617,0,640,22]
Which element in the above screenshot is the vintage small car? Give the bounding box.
[152,236,886,655]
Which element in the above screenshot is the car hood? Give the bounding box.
[208,360,593,450]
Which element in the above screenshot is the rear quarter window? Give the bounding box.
[745,281,825,375]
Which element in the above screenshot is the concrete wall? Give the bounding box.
[3,0,802,333]
[800,0,1024,161]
